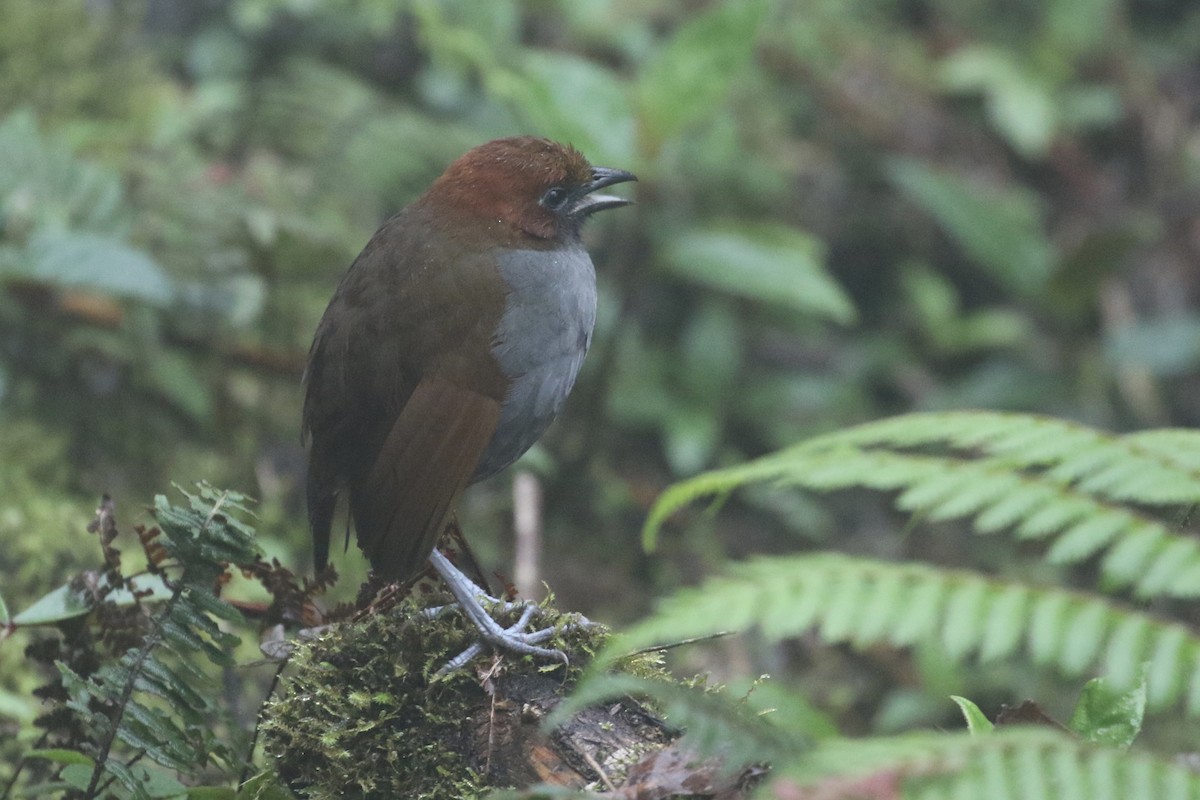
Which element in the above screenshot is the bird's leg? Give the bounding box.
[437,606,542,675]
[428,549,593,673]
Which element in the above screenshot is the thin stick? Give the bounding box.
[581,749,616,792]
[623,631,736,658]
[512,471,543,601]
[239,660,289,786]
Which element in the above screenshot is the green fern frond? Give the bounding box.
[644,412,1200,600]
[600,554,1200,712]
[1124,429,1200,473]
[49,484,259,797]
[811,411,1200,505]
[778,726,1200,799]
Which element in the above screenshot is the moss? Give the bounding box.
[260,594,612,799]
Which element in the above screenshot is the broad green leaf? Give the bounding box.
[940,45,1057,157]
[664,223,856,324]
[25,748,96,767]
[12,573,174,626]
[10,582,92,626]
[1069,668,1146,749]
[888,159,1053,296]
[103,758,191,799]
[19,229,174,304]
[130,765,189,799]
[950,695,995,734]
[59,764,94,792]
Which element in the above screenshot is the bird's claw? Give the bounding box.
[437,604,564,675]
[429,549,595,675]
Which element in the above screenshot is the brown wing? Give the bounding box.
[351,378,501,579]
[303,205,510,581]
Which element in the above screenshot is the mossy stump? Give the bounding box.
[260,597,676,799]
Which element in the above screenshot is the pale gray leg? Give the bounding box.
[429,549,593,674]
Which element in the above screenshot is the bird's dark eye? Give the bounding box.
[540,186,569,210]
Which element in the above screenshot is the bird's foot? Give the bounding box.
[428,549,595,675]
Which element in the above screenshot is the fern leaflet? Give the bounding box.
[644,411,1200,601]
[600,553,1200,713]
[778,727,1200,800]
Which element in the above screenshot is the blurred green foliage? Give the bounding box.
[2,0,1199,765]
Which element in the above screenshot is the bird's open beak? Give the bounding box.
[571,166,637,217]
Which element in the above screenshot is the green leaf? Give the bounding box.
[941,579,987,659]
[644,411,1200,600]
[103,758,154,800]
[663,223,856,324]
[119,699,196,771]
[977,585,1028,662]
[1069,667,1147,749]
[183,583,245,624]
[17,229,174,304]
[635,0,767,147]
[11,573,174,626]
[940,45,1057,157]
[25,748,97,767]
[134,654,210,711]
[59,764,95,792]
[776,727,1200,797]
[132,765,189,799]
[950,695,995,734]
[597,553,1200,713]
[10,581,93,625]
[88,762,189,800]
[888,159,1053,296]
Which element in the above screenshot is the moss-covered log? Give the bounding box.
[260,595,753,798]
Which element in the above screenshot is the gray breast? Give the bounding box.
[472,246,598,482]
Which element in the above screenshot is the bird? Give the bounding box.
[302,136,635,663]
